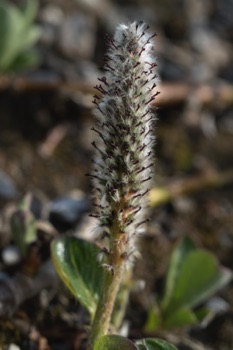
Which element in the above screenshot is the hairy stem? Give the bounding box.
[89,228,126,347]
[111,268,132,330]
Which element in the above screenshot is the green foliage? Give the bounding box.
[0,0,40,72]
[145,237,232,330]
[136,338,178,350]
[94,335,137,350]
[51,237,179,349]
[10,194,37,256]
[94,335,177,350]
[51,230,232,347]
[51,219,232,347]
[51,236,104,319]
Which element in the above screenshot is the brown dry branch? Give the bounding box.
[0,75,233,107]
[149,168,233,207]
[38,123,69,158]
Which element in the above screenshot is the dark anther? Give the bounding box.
[136,104,140,112]
[89,213,100,218]
[153,91,161,98]
[94,84,108,94]
[141,110,149,119]
[101,247,110,255]
[145,97,155,105]
[141,79,148,87]
[148,33,157,40]
[96,105,104,113]
[144,128,152,137]
[125,219,133,227]
[134,206,142,214]
[105,34,118,50]
[139,31,145,39]
[141,188,150,196]
[105,64,115,72]
[139,143,146,151]
[141,176,152,183]
[136,218,150,227]
[101,231,110,239]
[104,54,113,62]
[86,174,102,181]
[136,91,142,98]
[91,141,103,154]
[151,83,157,90]
[92,99,98,106]
[133,62,140,69]
[98,77,109,86]
[144,116,153,124]
[140,126,146,135]
[138,47,145,56]
[145,62,157,68]
[121,252,128,260]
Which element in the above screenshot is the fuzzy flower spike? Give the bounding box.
[90,21,159,344]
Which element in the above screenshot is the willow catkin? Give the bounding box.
[90,21,159,269]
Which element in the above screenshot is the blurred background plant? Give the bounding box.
[145,237,232,332]
[0,0,40,73]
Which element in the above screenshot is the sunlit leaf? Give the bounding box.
[0,0,40,72]
[162,236,195,310]
[94,335,137,350]
[0,1,24,70]
[163,307,197,329]
[51,236,105,319]
[21,0,38,27]
[136,338,178,350]
[162,237,232,321]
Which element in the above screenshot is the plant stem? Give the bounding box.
[89,22,159,349]
[111,268,132,331]
[89,232,126,348]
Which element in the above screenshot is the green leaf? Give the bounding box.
[9,50,39,72]
[194,306,212,323]
[144,302,161,333]
[0,0,40,72]
[51,236,105,319]
[136,338,178,350]
[10,196,37,257]
[162,237,196,309]
[94,335,137,350]
[0,1,24,70]
[163,307,197,329]
[162,237,232,319]
[20,26,40,52]
[21,0,38,27]
[166,251,232,313]
[137,345,147,350]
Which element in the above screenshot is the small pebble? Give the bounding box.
[8,344,21,350]
[2,246,21,266]
[0,171,17,200]
[49,196,89,231]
